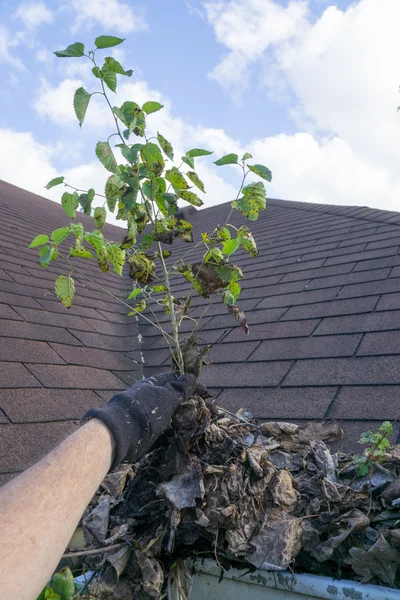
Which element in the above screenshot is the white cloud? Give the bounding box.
[201,0,400,210]
[0,25,24,69]
[13,1,54,30]
[204,0,308,95]
[68,0,147,34]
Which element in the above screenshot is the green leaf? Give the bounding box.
[40,245,58,268]
[103,56,132,76]
[92,66,101,78]
[228,280,241,302]
[242,152,253,161]
[45,176,64,190]
[186,171,205,193]
[179,190,203,207]
[153,285,166,292]
[157,132,174,160]
[69,243,93,259]
[96,141,119,174]
[237,226,258,257]
[38,587,61,600]
[29,234,49,248]
[128,287,142,300]
[248,163,272,182]
[100,67,117,93]
[94,207,106,229]
[54,42,84,58]
[105,174,126,212]
[78,188,95,215]
[141,142,165,176]
[223,291,235,306]
[143,101,164,115]
[117,143,142,163]
[70,222,84,240]
[51,227,70,245]
[114,101,146,137]
[380,421,393,435]
[84,231,105,254]
[165,167,188,190]
[232,181,266,221]
[95,35,125,49]
[128,299,146,315]
[205,247,223,263]
[214,153,238,166]
[222,238,240,256]
[186,148,213,158]
[55,276,75,309]
[182,155,195,170]
[61,192,78,219]
[107,244,125,275]
[73,87,91,127]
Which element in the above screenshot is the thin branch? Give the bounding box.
[64,183,106,199]
[62,542,127,558]
[59,253,175,341]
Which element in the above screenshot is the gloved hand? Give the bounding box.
[84,372,196,470]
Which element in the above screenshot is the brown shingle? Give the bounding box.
[25,364,127,389]
[50,343,139,370]
[0,362,41,387]
[0,421,79,471]
[0,388,105,422]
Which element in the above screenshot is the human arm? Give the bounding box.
[0,372,195,600]
[0,418,115,600]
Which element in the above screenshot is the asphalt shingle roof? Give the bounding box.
[1,179,400,483]
[0,181,143,484]
[138,196,400,453]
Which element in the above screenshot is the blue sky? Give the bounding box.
[1,0,400,221]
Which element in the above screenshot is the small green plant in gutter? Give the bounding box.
[353,421,393,476]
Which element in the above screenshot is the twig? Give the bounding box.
[62,542,127,558]
[216,406,264,433]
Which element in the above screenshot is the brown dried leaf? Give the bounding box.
[83,496,110,545]
[101,465,133,497]
[138,553,164,597]
[349,534,400,586]
[310,509,370,562]
[271,470,298,512]
[247,509,303,570]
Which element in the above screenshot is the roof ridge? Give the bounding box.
[197,196,400,228]
[265,198,400,227]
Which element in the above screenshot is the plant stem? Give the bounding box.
[64,183,106,199]
[156,241,184,373]
[90,55,127,147]
[59,253,175,341]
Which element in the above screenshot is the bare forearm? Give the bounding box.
[0,419,115,600]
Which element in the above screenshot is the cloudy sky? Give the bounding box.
[1,0,400,224]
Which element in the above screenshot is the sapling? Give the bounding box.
[30,35,271,375]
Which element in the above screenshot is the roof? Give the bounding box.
[1,179,400,483]
[139,195,400,454]
[0,181,143,485]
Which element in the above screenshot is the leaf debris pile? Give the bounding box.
[78,398,400,598]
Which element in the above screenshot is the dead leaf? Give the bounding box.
[101,465,133,497]
[247,509,303,570]
[157,463,203,509]
[310,509,369,562]
[83,496,110,545]
[349,534,400,586]
[105,546,131,579]
[138,553,164,597]
[271,470,298,512]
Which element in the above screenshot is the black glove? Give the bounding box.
[84,372,196,470]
